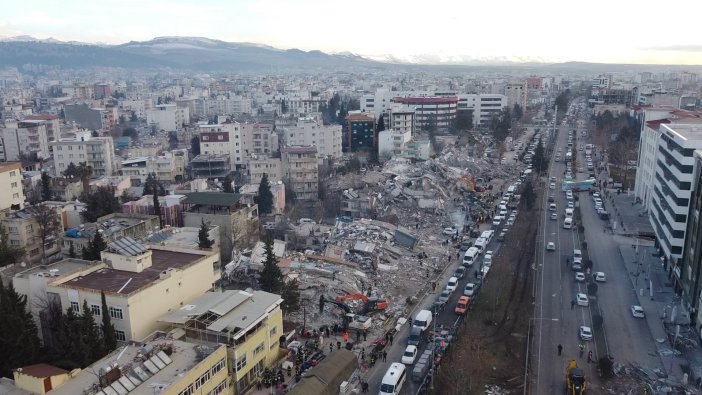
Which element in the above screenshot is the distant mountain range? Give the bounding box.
[0,36,698,72]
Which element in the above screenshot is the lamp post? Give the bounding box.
[525,317,560,395]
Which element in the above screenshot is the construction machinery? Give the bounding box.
[319,295,372,332]
[334,294,389,314]
[565,360,586,394]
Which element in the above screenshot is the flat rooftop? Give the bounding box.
[58,249,205,295]
[14,258,98,281]
[664,123,702,140]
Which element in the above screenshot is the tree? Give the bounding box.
[153,192,163,229]
[130,112,138,122]
[62,162,78,179]
[512,104,523,121]
[555,89,571,119]
[100,291,117,352]
[453,110,473,132]
[120,190,136,204]
[81,188,121,222]
[377,115,385,133]
[32,203,61,264]
[191,136,201,156]
[77,162,93,195]
[223,174,234,193]
[142,173,166,196]
[521,180,536,209]
[281,99,288,114]
[118,115,126,125]
[532,138,549,175]
[281,278,300,314]
[41,171,52,201]
[257,174,274,215]
[168,131,179,150]
[80,300,105,361]
[198,219,214,249]
[82,231,108,261]
[489,108,512,142]
[122,127,138,140]
[259,238,283,293]
[68,242,76,258]
[0,224,26,267]
[0,281,42,378]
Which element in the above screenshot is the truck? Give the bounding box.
[566,360,586,394]
[319,295,372,332]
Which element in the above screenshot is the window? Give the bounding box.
[8,226,17,233]
[115,330,126,341]
[70,301,80,313]
[235,354,247,371]
[90,304,101,315]
[11,182,17,188]
[206,379,227,395]
[253,342,265,356]
[269,326,277,337]
[11,240,20,246]
[109,306,124,319]
[13,193,19,199]
[210,358,226,375]
[9,171,16,177]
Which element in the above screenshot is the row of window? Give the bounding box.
[70,302,124,319]
[178,358,226,395]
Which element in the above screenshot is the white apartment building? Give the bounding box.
[198,122,277,170]
[650,123,702,262]
[50,131,116,177]
[0,162,25,211]
[592,74,613,89]
[146,104,190,132]
[457,94,508,126]
[378,129,412,159]
[279,117,342,159]
[121,151,187,183]
[193,95,252,118]
[386,106,415,136]
[119,98,153,119]
[247,155,283,185]
[1,120,51,161]
[361,90,397,118]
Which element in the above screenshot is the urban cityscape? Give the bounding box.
[1,3,702,395]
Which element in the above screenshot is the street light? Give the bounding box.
[525,317,560,395]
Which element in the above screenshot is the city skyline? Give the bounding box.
[1,0,701,65]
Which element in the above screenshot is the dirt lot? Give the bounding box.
[434,195,539,394]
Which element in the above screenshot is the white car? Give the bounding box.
[443,227,458,236]
[579,326,593,341]
[567,202,574,209]
[546,242,556,251]
[550,176,556,182]
[492,216,502,226]
[401,345,418,364]
[550,182,556,189]
[446,276,459,293]
[631,305,645,318]
[575,272,586,282]
[483,252,493,266]
[464,282,476,296]
[550,212,558,220]
[593,272,606,282]
[576,293,589,306]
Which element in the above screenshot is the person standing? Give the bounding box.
[382,350,387,362]
[571,299,576,309]
[587,350,593,363]
[389,333,394,345]
[557,344,563,356]
[343,331,349,343]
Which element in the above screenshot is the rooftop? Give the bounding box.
[14,363,68,379]
[55,248,208,295]
[663,123,702,141]
[0,162,21,173]
[281,145,317,154]
[345,113,375,122]
[14,258,98,281]
[183,192,241,206]
[392,96,459,104]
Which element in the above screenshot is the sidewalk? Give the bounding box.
[618,243,686,381]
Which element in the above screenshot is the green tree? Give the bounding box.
[453,110,473,131]
[168,131,179,150]
[0,224,25,267]
[142,173,166,196]
[91,231,107,258]
[377,115,385,132]
[153,192,163,229]
[259,238,283,293]
[532,138,549,175]
[81,300,105,361]
[120,190,136,204]
[81,188,121,222]
[223,174,234,193]
[0,281,42,378]
[191,136,201,156]
[100,291,117,351]
[281,278,300,314]
[522,180,536,209]
[555,89,571,119]
[62,162,78,179]
[512,104,523,121]
[77,162,93,195]
[81,239,93,260]
[490,108,512,142]
[41,171,52,201]
[68,242,76,258]
[257,174,274,215]
[197,219,214,249]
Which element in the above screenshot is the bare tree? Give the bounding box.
[30,203,61,264]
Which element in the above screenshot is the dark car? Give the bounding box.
[496,231,507,241]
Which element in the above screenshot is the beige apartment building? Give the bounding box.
[0,162,26,211]
[46,241,220,343]
[50,130,116,177]
[247,155,282,184]
[1,203,64,265]
[1,120,51,161]
[281,145,318,201]
[121,150,187,184]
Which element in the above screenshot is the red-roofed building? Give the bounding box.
[390,97,458,131]
[13,364,72,394]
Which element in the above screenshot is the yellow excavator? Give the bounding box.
[566,360,586,394]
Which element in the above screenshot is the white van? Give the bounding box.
[565,208,574,218]
[463,247,480,266]
[507,185,516,195]
[480,230,494,243]
[474,237,487,252]
[413,310,433,331]
[380,363,407,395]
[563,217,573,229]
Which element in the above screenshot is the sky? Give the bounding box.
[1,0,701,65]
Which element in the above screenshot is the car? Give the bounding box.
[438,289,451,304]
[483,253,492,267]
[593,272,606,282]
[550,182,556,189]
[443,227,458,236]
[549,203,557,211]
[546,242,556,251]
[446,277,459,293]
[401,345,418,364]
[454,267,466,279]
[455,296,470,315]
[464,283,476,296]
[548,194,555,203]
[575,272,586,282]
[550,176,556,182]
[576,293,589,306]
[631,305,645,318]
[567,202,574,209]
[573,249,582,264]
[579,326,593,341]
[496,231,507,241]
[492,216,502,226]
[567,194,574,201]
[550,212,558,220]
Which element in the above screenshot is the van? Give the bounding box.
[565,208,574,218]
[380,363,407,395]
[463,247,479,266]
[413,310,433,331]
[474,237,487,252]
[507,185,516,195]
[480,230,494,243]
[407,326,424,346]
[563,217,573,229]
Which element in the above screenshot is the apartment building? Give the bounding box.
[345,113,376,153]
[0,162,25,211]
[281,146,318,201]
[386,106,415,136]
[24,114,61,143]
[92,83,111,99]
[279,116,342,159]
[1,203,63,265]
[198,121,278,169]
[146,104,190,132]
[193,95,253,117]
[457,94,508,126]
[46,241,220,343]
[239,183,285,215]
[680,150,702,327]
[159,290,283,394]
[243,122,278,156]
[649,123,702,267]
[248,155,283,184]
[11,339,232,395]
[182,192,259,249]
[191,154,231,179]
[390,97,458,131]
[1,119,50,160]
[378,129,412,158]
[121,151,187,184]
[504,81,528,110]
[50,131,116,177]
[63,104,104,130]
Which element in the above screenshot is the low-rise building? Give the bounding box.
[122,194,186,227]
[159,289,283,394]
[238,183,285,215]
[60,213,160,256]
[281,146,318,201]
[378,129,412,159]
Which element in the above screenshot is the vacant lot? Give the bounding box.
[434,197,539,394]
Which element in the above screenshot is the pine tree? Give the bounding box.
[259,238,283,293]
[68,242,76,258]
[0,223,25,267]
[41,171,52,201]
[257,174,274,215]
[0,281,42,378]
[82,239,94,260]
[153,192,163,229]
[91,231,107,259]
[281,278,300,314]
[81,300,105,361]
[101,291,117,351]
[190,136,201,156]
[198,219,214,249]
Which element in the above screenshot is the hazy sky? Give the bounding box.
[1,0,701,65]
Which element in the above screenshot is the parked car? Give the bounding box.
[455,296,470,315]
[575,272,585,282]
[631,305,645,318]
[402,345,418,364]
[463,283,476,296]
[438,289,451,304]
[593,272,606,282]
[576,293,589,306]
[454,267,466,280]
[443,227,458,236]
[446,277,459,293]
[579,326,593,341]
[496,231,507,241]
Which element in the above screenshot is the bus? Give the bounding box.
[561,180,595,192]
